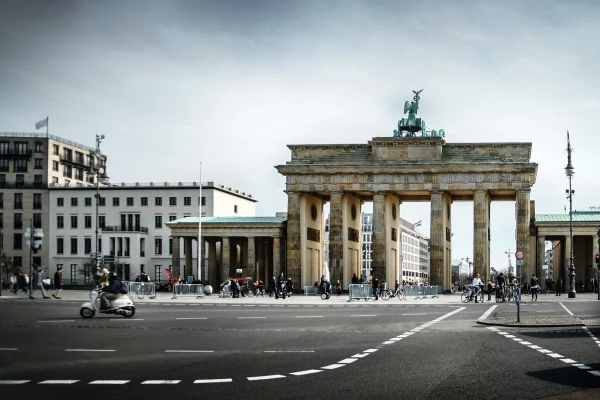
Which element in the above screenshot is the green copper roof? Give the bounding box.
[167,216,287,225]
[536,212,600,223]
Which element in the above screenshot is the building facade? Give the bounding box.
[47,182,256,285]
[0,132,106,275]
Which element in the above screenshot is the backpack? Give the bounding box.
[119,280,129,294]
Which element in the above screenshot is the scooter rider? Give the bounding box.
[100,272,122,310]
[277,273,286,295]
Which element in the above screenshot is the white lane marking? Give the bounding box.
[0,380,30,384]
[351,315,377,317]
[247,375,285,381]
[478,305,498,321]
[295,316,323,318]
[165,350,214,353]
[548,353,564,358]
[110,318,143,321]
[38,320,75,323]
[238,317,266,319]
[321,364,344,370]
[528,345,542,349]
[243,305,256,307]
[290,370,323,376]
[0,348,18,351]
[65,349,115,352]
[382,341,394,345]
[520,341,532,345]
[505,335,516,338]
[194,379,232,384]
[39,380,79,384]
[560,359,577,364]
[535,310,556,313]
[264,351,314,353]
[351,353,370,358]
[559,302,574,316]
[338,358,358,364]
[402,313,427,316]
[89,380,129,384]
[538,349,552,354]
[574,364,592,370]
[363,349,379,353]
[590,371,600,377]
[142,380,181,384]
[176,318,207,320]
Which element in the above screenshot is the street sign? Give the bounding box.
[236,269,242,273]
[516,259,524,265]
[515,250,525,260]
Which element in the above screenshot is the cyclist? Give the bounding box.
[471,273,483,303]
[496,273,506,302]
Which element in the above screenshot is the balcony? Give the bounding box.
[0,181,48,189]
[0,149,32,159]
[102,225,149,233]
[60,154,88,168]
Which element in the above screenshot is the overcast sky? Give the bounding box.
[2,0,599,275]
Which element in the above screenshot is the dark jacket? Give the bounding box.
[104,278,122,294]
[351,274,358,284]
[372,278,379,289]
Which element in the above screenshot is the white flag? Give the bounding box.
[35,117,48,130]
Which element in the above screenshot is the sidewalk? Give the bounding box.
[1,289,598,306]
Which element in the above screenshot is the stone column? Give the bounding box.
[286,192,301,287]
[592,237,599,292]
[329,190,343,283]
[208,239,217,286]
[430,190,451,289]
[221,237,230,282]
[537,235,546,288]
[264,240,270,284]
[184,237,193,279]
[171,236,180,277]
[371,192,386,282]
[563,235,571,286]
[247,236,256,281]
[515,190,531,283]
[198,237,204,282]
[273,237,281,276]
[473,190,490,281]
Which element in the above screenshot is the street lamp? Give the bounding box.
[86,134,107,290]
[565,131,575,298]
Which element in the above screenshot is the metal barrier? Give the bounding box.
[304,286,319,296]
[348,284,373,301]
[219,285,233,298]
[422,286,439,299]
[129,282,156,299]
[172,283,205,299]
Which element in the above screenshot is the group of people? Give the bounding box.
[468,272,542,303]
[6,267,63,300]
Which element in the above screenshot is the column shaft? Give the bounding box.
[371,192,386,282]
[329,191,343,283]
[430,191,451,289]
[563,236,570,285]
[247,237,256,281]
[537,236,546,288]
[286,192,301,287]
[208,239,217,286]
[171,236,180,277]
[273,237,281,277]
[221,237,230,282]
[515,190,530,283]
[184,237,193,279]
[473,190,490,280]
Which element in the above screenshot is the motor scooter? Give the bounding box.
[80,288,136,318]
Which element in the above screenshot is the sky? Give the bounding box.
[1,0,599,273]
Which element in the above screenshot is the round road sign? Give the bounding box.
[515,250,525,260]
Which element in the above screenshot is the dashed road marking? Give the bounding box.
[0,380,30,384]
[89,380,129,385]
[295,316,323,318]
[39,380,79,384]
[0,348,18,351]
[165,350,213,353]
[247,375,285,381]
[351,315,377,317]
[176,318,207,320]
[238,317,266,319]
[264,351,314,353]
[194,379,232,384]
[110,319,143,321]
[38,320,74,323]
[478,305,498,321]
[402,313,426,316]
[559,302,574,316]
[321,364,344,370]
[338,358,358,364]
[65,349,115,352]
[141,380,181,384]
[290,370,322,376]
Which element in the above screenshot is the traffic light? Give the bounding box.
[596,253,600,265]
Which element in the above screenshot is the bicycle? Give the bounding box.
[461,287,483,303]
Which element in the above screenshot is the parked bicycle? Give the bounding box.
[461,286,483,303]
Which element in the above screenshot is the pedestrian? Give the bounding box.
[556,277,563,296]
[351,273,358,285]
[53,266,63,299]
[286,278,293,297]
[530,274,539,301]
[487,280,493,301]
[372,276,379,300]
[595,278,599,294]
[336,280,342,296]
[358,274,365,284]
[16,271,28,295]
[30,268,50,299]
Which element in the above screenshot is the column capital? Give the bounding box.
[516,189,531,194]
[284,190,301,195]
[473,189,489,194]
[428,189,446,195]
[327,189,343,195]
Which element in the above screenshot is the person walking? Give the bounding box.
[30,268,50,299]
[530,274,539,301]
[372,276,379,300]
[556,277,563,296]
[52,266,63,299]
[487,280,493,301]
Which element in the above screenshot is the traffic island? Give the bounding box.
[477,315,584,328]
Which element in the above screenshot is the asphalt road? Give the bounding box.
[1,300,599,399]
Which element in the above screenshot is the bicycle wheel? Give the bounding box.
[381,290,390,300]
[461,292,471,303]
[136,288,145,300]
[246,289,255,298]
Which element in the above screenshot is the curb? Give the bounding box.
[476,320,585,328]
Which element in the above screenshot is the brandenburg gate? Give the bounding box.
[276,91,538,291]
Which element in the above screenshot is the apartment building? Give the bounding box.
[48,182,256,285]
[0,132,106,273]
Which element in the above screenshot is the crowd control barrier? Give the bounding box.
[348,284,373,301]
[172,283,205,299]
[129,282,156,299]
[304,286,319,296]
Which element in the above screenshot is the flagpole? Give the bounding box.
[198,162,202,283]
[46,116,48,135]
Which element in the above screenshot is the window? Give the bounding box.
[75,168,84,181]
[0,159,8,172]
[155,265,163,282]
[0,213,2,228]
[84,215,92,228]
[33,193,42,209]
[34,158,43,169]
[0,193,2,208]
[125,238,130,257]
[14,213,22,229]
[169,215,176,221]
[14,193,23,209]
[70,238,78,254]
[84,238,92,254]
[71,197,78,206]
[57,215,64,228]
[141,197,148,206]
[52,177,58,184]
[140,238,145,257]
[98,197,106,206]
[63,164,72,178]
[71,215,77,228]
[234,205,238,213]
[53,144,59,155]
[57,197,64,207]
[201,196,206,206]
[127,197,134,206]
[35,142,43,152]
[85,197,92,206]
[155,215,162,228]
[52,160,59,171]
[155,238,162,255]
[169,197,177,206]
[155,197,162,206]
[112,197,120,206]
[15,159,27,172]
[70,264,78,284]
[83,265,92,284]
[33,213,42,229]
[15,174,24,188]
[57,238,64,254]
[14,233,22,249]
[0,142,8,154]
[169,238,173,255]
[99,216,105,229]
[184,197,191,206]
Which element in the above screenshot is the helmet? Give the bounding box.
[108,272,119,280]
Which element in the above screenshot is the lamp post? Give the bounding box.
[86,134,106,290]
[565,131,576,298]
